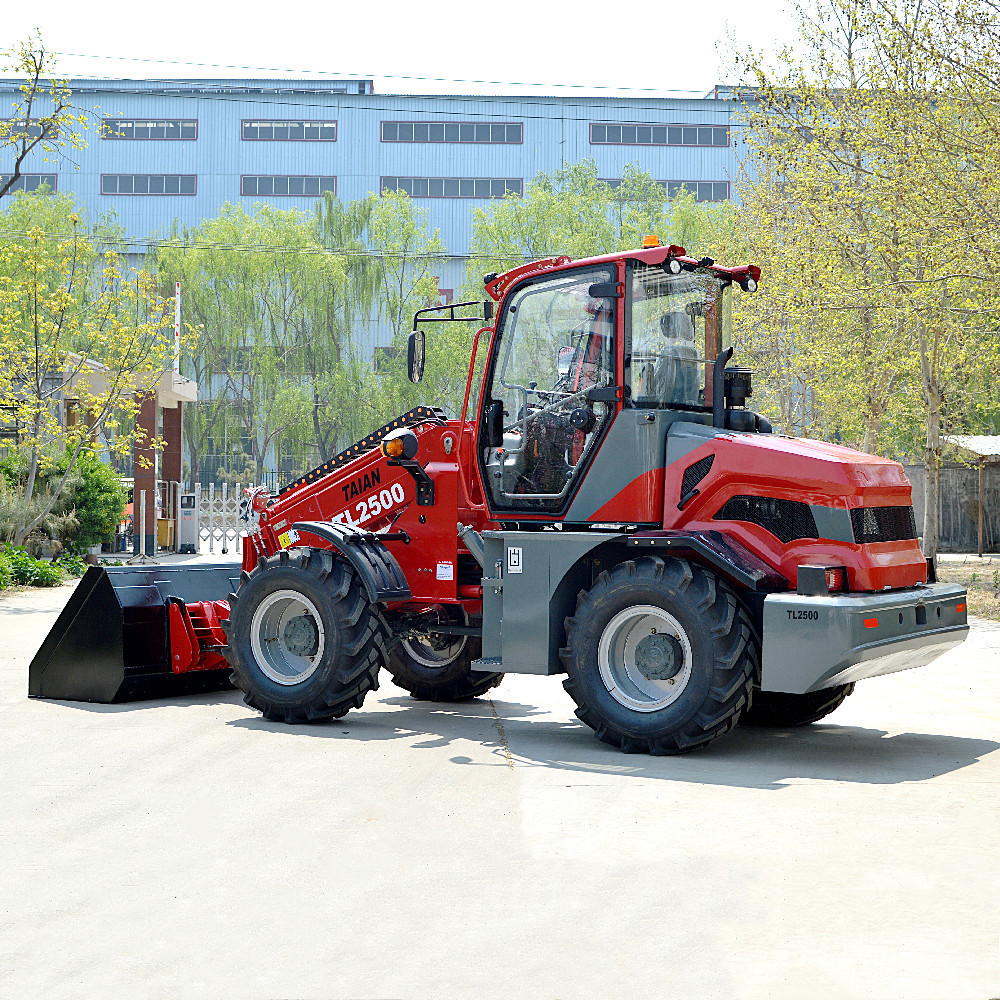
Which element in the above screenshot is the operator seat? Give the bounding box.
[655,310,701,406]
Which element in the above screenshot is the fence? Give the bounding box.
[903,463,1000,554]
[196,482,243,555]
[194,456,296,492]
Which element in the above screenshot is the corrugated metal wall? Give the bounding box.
[904,463,1000,553]
[0,79,741,258]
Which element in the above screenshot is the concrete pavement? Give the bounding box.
[1,580,998,1000]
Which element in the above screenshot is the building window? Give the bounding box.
[101,174,197,195]
[3,119,58,140]
[241,120,337,141]
[381,121,522,144]
[590,123,729,147]
[241,175,336,196]
[0,173,57,193]
[102,119,198,140]
[381,177,522,199]
[602,178,730,202]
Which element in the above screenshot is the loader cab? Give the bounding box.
[479,264,619,513]
[478,257,733,521]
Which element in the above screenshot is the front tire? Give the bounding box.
[561,556,757,755]
[740,683,854,727]
[223,547,387,723]
[388,606,503,701]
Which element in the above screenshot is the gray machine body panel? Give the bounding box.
[663,419,729,467]
[565,411,713,522]
[474,529,625,675]
[807,504,855,543]
[761,583,968,693]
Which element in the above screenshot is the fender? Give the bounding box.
[626,528,787,592]
[292,520,412,603]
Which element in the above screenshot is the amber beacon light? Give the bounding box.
[381,427,419,460]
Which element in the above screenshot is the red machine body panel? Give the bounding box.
[246,418,495,609]
[662,432,926,592]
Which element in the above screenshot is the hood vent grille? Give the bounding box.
[714,495,819,544]
[850,506,917,544]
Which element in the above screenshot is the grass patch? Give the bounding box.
[936,555,1000,622]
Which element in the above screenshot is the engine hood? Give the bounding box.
[663,425,924,592]
[705,430,912,505]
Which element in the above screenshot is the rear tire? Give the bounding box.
[561,556,757,755]
[740,683,854,727]
[222,547,387,723]
[388,607,503,701]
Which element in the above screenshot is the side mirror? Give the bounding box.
[407,329,425,383]
[484,400,504,448]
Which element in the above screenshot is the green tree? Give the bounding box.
[0,193,176,546]
[0,33,89,201]
[467,160,734,286]
[732,0,1000,557]
[157,203,346,483]
[312,193,382,459]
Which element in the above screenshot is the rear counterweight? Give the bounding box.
[760,584,968,694]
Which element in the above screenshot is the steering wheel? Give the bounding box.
[503,387,591,434]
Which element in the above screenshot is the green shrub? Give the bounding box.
[30,559,63,586]
[2,546,63,587]
[53,451,127,551]
[56,552,88,578]
[0,552,11,591]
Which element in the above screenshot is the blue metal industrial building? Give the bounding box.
[0,78,741,283]
[1,77,745,486]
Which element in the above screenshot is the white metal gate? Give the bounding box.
[197,482,243,555]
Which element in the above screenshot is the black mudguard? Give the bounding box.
[292,521,412,603]
[627,529,787,592]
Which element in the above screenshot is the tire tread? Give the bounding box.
[222,547,386,723]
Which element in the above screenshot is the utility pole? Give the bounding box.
[174,281,181,374]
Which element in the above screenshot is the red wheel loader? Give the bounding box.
[29,242,969,754]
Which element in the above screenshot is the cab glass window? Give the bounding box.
[628,265,731,409]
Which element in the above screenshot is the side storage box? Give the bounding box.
[474,530,624,675]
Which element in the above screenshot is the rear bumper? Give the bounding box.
[760,583,968,694]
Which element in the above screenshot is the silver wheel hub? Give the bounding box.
[250,590,326,686]
[402,633,467,669]
[401,609,468,669]
[598,605,692,712]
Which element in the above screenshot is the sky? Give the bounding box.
[2,0,801,97]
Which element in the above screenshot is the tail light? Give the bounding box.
[797,564,849,595]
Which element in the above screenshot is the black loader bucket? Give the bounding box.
[28,564,242,703]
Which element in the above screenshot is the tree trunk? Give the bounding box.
[861,415,882,457]
[920,343,943,561]
[312,399,331,463]
[922,407,941,561]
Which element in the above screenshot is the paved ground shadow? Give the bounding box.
[226,693,1000,790]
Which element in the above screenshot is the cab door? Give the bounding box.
[478,264,622,518]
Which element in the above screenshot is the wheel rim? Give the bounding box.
[401,606,468,669]
[598,605,692,713]
[249,589,326,686]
